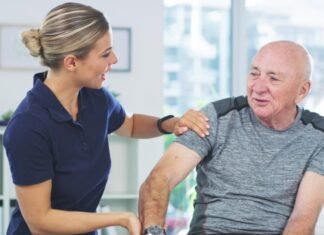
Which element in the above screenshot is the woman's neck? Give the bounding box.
[44,70,80,120]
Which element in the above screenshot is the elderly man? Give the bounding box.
[139,41,324,235]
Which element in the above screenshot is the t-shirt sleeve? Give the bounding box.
[3,114,54,185]
[307,146,324,176]
[103,89,126,134]
[174,103,218,159]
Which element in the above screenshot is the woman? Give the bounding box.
[3,2,209,235]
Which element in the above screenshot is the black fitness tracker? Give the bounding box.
[157,115,175,134]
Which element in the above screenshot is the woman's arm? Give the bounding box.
[115,109,209,138]
[16,180,141,235]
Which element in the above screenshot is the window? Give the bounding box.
[246,0,324,115]
[246,1,324,232]
[164,0,231,115]
[163,1,231,234]
[164,0,324,234]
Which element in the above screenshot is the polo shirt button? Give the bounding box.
[83,143,88,150]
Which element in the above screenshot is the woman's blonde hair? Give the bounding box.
[21,2,109,69]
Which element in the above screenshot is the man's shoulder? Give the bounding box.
[211,96,248,118]
[301,109,324,132]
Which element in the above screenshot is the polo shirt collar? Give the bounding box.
[31,72,86,123]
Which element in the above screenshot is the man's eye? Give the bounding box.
[249,72,259,77]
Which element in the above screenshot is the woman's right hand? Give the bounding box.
[173,109,209,137]
[122,212,141,235]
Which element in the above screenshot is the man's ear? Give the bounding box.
[63,54,78,71]
[295,79,311,104]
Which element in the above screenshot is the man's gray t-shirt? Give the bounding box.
[175,96,324,235]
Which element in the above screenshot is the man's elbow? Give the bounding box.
[141,169,172,193]
[283,215,316,235]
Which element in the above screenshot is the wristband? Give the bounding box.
[143,225,166,235]
[157,115,174,134]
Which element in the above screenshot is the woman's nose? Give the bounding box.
[110,51,118,65]
[105,51,118,72]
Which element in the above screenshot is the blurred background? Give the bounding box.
[1,0,324,234]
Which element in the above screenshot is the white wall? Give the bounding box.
[0,0,165,181]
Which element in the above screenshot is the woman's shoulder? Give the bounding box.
[3,111,49,151]
[6,111,46,133]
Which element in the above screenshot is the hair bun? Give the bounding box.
[21,28,42,57]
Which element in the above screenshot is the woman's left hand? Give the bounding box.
[173,109,209,137]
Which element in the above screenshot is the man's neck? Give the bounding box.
[258,106,299,131]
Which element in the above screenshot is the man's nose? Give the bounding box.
[253,77,268,93]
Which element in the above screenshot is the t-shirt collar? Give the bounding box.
[249,106,302,132]
[31,71,86,123]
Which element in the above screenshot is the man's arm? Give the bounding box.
[283,171,324,235]
[139,142,202,230]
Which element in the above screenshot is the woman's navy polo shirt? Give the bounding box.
[3,72,126,235]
